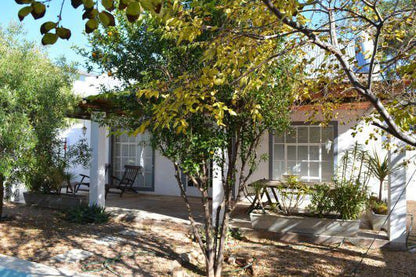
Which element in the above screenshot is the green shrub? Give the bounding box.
[331,180,368,220]
[368,196,388,215]
[277,175,310,215]
[308,183,333,217]
[63,204,110,224]
[309,180,368,220]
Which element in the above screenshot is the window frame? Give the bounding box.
[269,121,338,182]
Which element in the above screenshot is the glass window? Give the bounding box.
[272,124,335,182]
[113,131,154,190]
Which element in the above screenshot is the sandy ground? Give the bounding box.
[1,202,416,277]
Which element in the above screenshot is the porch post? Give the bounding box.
[388,140,407,249]
[89,115,107,207]
[212,153,224,226]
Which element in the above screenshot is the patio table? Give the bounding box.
[246,179,320,213]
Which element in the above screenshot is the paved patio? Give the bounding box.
[104,193,400,248]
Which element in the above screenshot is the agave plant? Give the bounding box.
[367,151,400,201]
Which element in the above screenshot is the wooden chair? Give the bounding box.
[71,164,111,193]
[105,165,142,198]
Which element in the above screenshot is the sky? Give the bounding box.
[0,1,92,71]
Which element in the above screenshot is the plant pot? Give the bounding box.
[250,212,360,237]
[23,192,87,210]
[367,209,388,231]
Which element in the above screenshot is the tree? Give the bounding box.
[17,0,416,147]
[80,13,295,276]
[0,24,75,218]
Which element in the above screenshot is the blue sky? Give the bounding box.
[1,1,91,70]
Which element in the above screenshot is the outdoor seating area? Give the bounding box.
[2,1,416,276]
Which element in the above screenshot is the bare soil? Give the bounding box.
[1,202,416,277]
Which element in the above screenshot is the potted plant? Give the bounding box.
[367,196,388,231]
[365,151,399,231]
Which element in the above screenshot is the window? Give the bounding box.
[271,124,335,182]
[113,132,154,190]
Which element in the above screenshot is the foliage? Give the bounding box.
[366,151,399,201]
[276,175,310,215]
[309,180,368,220]
[78,11,295,277]
[331,180,368,220]
[63,204,110,224]
[308,184,334,218]
[368,195,388,215]
[338,143,371,186]
[0,23,76,203]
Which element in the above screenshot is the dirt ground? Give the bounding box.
[1,202,416,277]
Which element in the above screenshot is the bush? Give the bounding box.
[308,183,333,217]
[309,180,368,220]
[63,204,110,224]
[277,175,310,215]
[369,196,388,215]
[331,180,368,220]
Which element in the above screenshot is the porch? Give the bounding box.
[103,193,404,248]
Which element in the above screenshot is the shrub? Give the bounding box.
[309,180,368,220]
[331,180,368,220]
[277,175,310,215]
[63,204,110,224]
[308,183,333,217]
[368,196,388,215]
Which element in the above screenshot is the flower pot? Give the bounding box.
[367,209,388,231]
[250,212,360,237]
[23,192,87,210]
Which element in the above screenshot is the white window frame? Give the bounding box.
[271,123,336,182]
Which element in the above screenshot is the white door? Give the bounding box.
[113,132,154,191]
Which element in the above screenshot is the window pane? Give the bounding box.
[298,146,308,160]
[321,145,333,161]
[321,161,333,182]
[286,129,297,143]
[310,162,320,177]
[287,146,297,160]
[300,162,308,177]
[274,133,284,143]
[287,161,301,174]
[273,161,284,179]
[273,144,285,160]
[322,126,334,142]
[309,127,321,143]
[122,145,129,156]
[310,146,320,160]
[297,127,308,143]
[129,144,136,157]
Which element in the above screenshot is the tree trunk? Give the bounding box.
[378,180,383,201]
[0,174,4,220]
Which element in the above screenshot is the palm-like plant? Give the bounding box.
[367,152,399,201]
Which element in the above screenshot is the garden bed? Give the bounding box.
[23,192,87,210]
[250,212,360,237]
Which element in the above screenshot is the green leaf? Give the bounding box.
[56,27,71,40]
[40,21,57,34]
[41,33,58,45]
[83,0,95,9]
[85,18,99,33]
[15,0,32,4]
[18,6,32,21]
[71,0,83,8]
[98,11,115,27]
[126,2,141,22]
[31,2,46,19]
[101,0,115,11]
[82,9,98,19]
